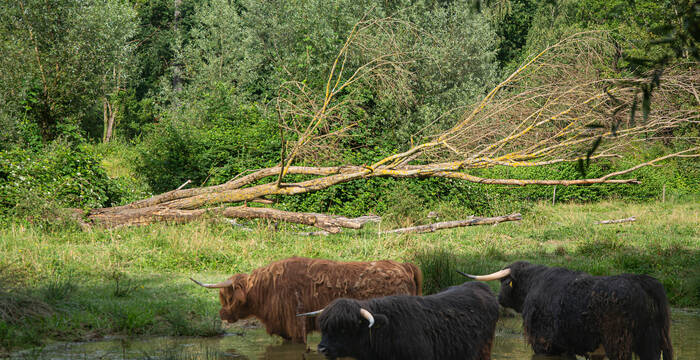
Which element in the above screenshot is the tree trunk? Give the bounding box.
[103,99,116,143]
[172,0,182,94]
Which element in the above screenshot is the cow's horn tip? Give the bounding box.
[456,270,477,279]
[190,277,205,286]
[297,309,324,317]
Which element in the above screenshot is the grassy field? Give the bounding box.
[1,199,699,352]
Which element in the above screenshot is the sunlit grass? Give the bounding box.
[0,199,698,350]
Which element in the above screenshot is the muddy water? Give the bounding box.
[13,309,699,359]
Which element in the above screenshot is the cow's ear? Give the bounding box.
[233,284,246,303]
[372,314,389,329]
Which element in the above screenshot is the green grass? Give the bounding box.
[1,199,698,352]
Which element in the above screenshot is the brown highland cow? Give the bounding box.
[191,256,422,343]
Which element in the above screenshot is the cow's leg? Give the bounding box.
[528,336,564,356]
[633,326,664,360]
[633,337,662,360]
[478,337,493,360]
[602,341,633,360]
[635,350,661,360]
[599,314,635,360]
[290,331,305,344]
[633,338,662,360]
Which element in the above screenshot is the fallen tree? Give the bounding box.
[596,217,637,225]
[84,26,699,231]
[380,213,522,234]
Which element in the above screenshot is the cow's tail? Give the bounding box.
[639,275,673,360]
[404,262,424,296]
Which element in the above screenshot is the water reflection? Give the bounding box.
[12,309,700,359]
[260,343,322,360]
[529,355,577,360]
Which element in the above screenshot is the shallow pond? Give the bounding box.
[13,309,699,359]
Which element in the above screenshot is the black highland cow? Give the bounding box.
[300,281,499,360]
[461,261,673,360]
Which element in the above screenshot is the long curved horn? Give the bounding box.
[359,308,375,328]
[296,309,324,317]
[190,277,233,289]
[456,268,511,281]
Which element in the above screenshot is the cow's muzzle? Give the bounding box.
[317,344,336,359]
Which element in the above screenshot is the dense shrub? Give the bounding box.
[0,141,129,217]
[136,104,279,193]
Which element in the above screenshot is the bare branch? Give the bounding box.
[380,213,522,234]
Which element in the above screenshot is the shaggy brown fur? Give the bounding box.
[211,257,422,343]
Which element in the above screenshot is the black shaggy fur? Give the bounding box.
[495,261,673,360]
[317,282,499,360]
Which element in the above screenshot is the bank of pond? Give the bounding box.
[11,309,700,359]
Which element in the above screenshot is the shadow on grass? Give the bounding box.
[1,271,224,352]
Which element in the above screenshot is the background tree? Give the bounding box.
[0,0,137,146]
[136,0,500,193]
[87,29,699,231]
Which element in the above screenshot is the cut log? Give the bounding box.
[595,217,636,225]
[380,213,522,234]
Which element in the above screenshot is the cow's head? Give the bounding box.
[458,261,535,312]
[191,274,251,323]
[307,298,387,359]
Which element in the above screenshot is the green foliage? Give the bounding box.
[277,176,492,225]
[0,0,138,144]
[119,0,200,141]
[136,104,278,193]
[412,249,461,295]
[491,0,541,66]
[171,0,498,152]
[135,121,209,193]
[0,141,132,218]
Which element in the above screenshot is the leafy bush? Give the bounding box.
[135,121,209,194]
[0,141,129,217]
[136,104,279,194]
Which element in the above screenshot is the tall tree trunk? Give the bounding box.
[172,0,183,94]
[103,99,116,143]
